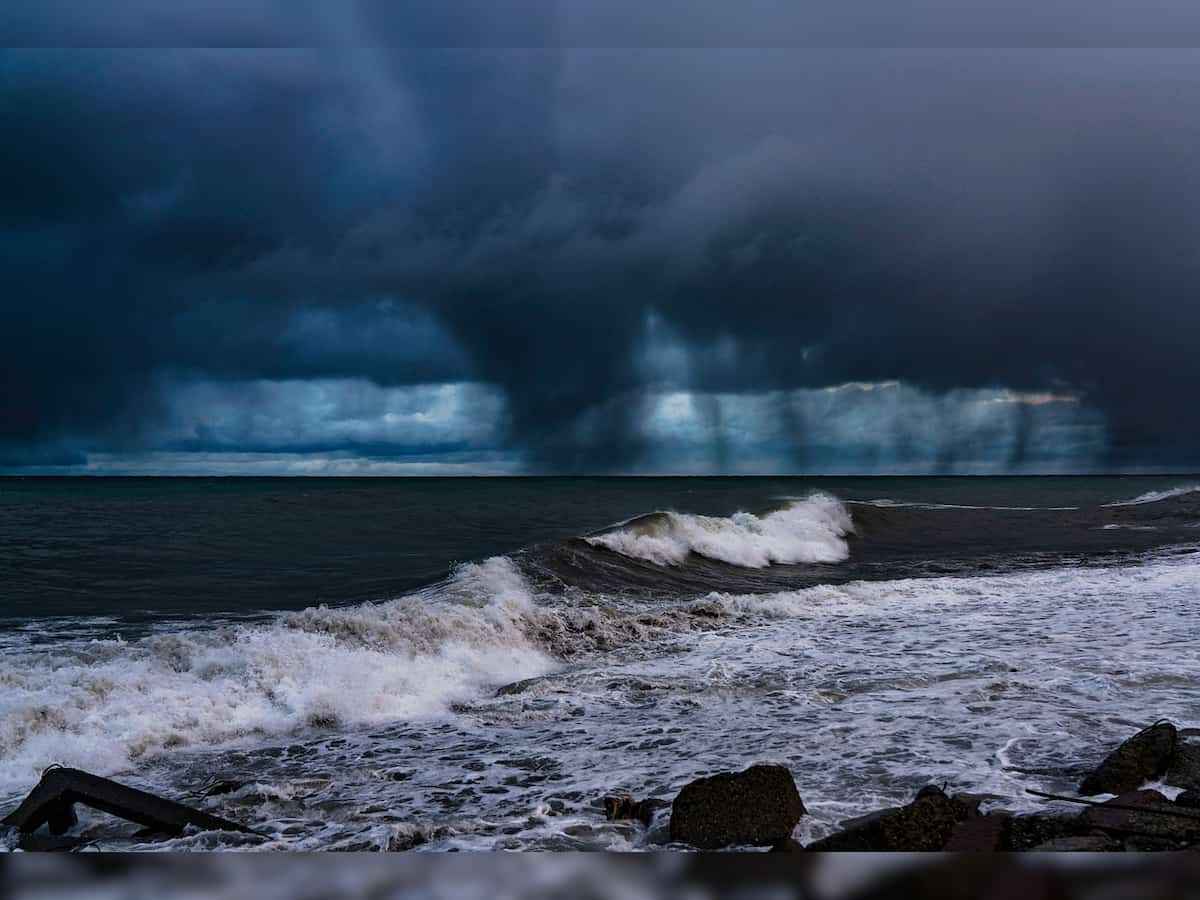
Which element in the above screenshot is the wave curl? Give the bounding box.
[584,493,853,568]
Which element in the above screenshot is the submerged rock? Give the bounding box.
[668,764,805,849]
[806,786,979,851]
[200,779,248,798]
[603,795,669,827]
[1078,721,1177,796]
[495,677,543,697]
[387,824,452,851]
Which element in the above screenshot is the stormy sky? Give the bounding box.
[3,11,1200,473]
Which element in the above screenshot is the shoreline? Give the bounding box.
[5,721,1200,852]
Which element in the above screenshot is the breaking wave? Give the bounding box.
[0,558,556,794]
[583,493,853,568]
[1103,484,1200,507]
[0,555,791,794]
[3,482,1195,803]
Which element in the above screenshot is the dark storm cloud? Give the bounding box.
[2,35,1200,470]
[8,1,1200,48]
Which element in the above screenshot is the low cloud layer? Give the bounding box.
[2,37,1199,473]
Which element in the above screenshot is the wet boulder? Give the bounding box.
[943,812,1011,851]
[1078,722,1177,796]
[1005,813,1102,851]
[841,856,1067,900]
[806,786,980,851]
[1076,789,1200,846]
[769,837,805,852]
[668,764,805,849]
[1165,737,1200,791]
[1031,834,1122,852]
[1175,790,1200,810]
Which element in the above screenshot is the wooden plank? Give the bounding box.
[1,767,263,837]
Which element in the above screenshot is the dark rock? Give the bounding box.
[669,764,805,849]
[495,677,541,697]
[1124,835,1181,851]
[769,837,805,852]
[1076,789,1200,845]
[1031,834,1122,852]
[388,825,451,851]
[1166,738,1200,791]
[1081,786,1170,810]
[200,780,247,798]
[16,832,84,851]
[636,798,670,826]
[1005,814,1093,851]
[1176,790,1200,809]
[604,796,669,827]
[943,812,1011,851]
[1079,722,1177,796]
[839,856,1067,900]
[806,786,980,851]
[604,795,638,820]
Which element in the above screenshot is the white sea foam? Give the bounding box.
[0,557,556,795]
[585,493,853,567]
[849,498,1078,511]
[1104,484,1200,506]
[6,545,1199,850]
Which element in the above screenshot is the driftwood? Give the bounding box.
[1,766,263,838]
[1026,788,1200,822]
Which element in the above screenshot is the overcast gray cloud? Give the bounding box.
[2,28,1199,473]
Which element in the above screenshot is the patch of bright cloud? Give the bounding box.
[74,451,520,476]
[151,378,509,455]
[823,381,901,394]
[990,390,1080,406]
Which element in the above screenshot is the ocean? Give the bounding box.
[1,475,1198,850]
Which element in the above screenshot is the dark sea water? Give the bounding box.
[1,475,1199,850]
[2,475,1196,621]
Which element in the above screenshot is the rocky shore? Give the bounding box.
[5,720,1200,852]
[601,720,1200,851]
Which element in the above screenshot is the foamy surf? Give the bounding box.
[849,498,1078,511]
[584,493,853,568]
[3,479,1200,851]
[0,557,557,795]
[0,553,795,796]
[3,537,1199,850]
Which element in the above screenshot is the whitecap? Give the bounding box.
[584,493,853,568]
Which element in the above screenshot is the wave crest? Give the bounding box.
[0,557,555,794]
[584,493,853,568]
[1103,484,1200,507]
